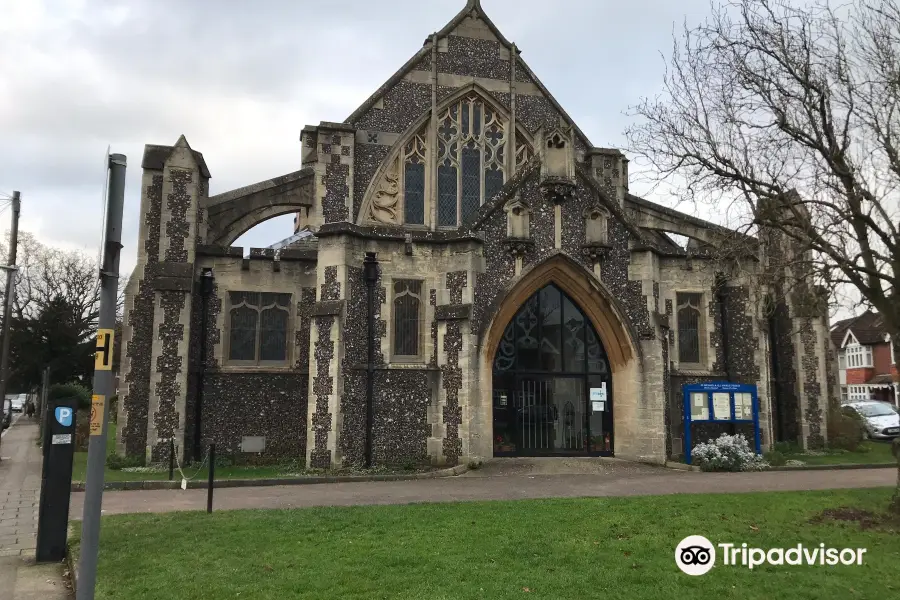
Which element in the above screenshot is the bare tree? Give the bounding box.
[0,232,126,333]
[627,0,900,511]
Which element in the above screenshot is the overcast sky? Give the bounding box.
[1,0,717,275]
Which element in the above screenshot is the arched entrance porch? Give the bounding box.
[474,254,643,462]
[492,283,613,456]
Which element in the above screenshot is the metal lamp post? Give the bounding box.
[363,252,379,467]
[193,268,215,463]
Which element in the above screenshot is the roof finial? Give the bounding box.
[466,0,482,11]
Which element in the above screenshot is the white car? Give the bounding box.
[9,395,24,413]
[843,401,900,440]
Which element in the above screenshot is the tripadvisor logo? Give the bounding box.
[675,536,716,576]
[675,536,867,575]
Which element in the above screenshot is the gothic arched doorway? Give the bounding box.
[492,283,613,456]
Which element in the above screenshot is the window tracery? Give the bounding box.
[365,90,533,227]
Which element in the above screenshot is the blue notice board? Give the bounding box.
[682,383,761,465]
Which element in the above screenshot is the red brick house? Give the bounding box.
[832,311,898,406]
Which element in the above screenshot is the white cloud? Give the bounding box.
[1,0,722,274]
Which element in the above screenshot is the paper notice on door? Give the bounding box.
[592,401,605,412]
[590,386,607,403]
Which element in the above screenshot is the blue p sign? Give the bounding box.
[55,406,73,427]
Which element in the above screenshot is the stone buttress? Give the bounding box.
[119,136,210,461]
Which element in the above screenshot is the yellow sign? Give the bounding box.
[90,395,105,436]
[95,328,114,371]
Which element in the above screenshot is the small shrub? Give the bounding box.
[467,460,483,470]
[48,382,91,411]
[764,450,787,467]
[773,441,802,454]
[213,453,235,469]
[829,411,864,451]
[106,453,143,470]
[108,395,118,424]
[692,433,769,472]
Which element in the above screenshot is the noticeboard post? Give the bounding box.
[682,382,761,465]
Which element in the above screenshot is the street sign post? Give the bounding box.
[77,153,126,600]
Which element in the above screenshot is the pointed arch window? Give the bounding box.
[403,133,426,225]
[676,292,704,366]
[393,279,423,359]
[368,90,533,228]
[437,94,508,226]
[227,292,291,365]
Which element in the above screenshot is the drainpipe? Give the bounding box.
[193,268,215,462]
[715,273,732,381]
[363,252,379,467]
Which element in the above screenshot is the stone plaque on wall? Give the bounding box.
[241,436,266,453]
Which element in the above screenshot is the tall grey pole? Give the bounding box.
[38,366,50,439]
[77,154,126,600]
[0,191,21,459]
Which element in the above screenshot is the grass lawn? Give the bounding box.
[783,440,897,466]
[75,489,900,599]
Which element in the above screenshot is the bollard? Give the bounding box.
[207,443,215,514]
[168,439,175,481]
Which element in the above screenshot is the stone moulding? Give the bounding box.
[502,237,534,258]
[279,248,318,262]
[581,243,612,262]
[539,177,576,204]
[317,221,483,245]
[151,277,193,292]
[435,304,472,321]
[312,300,345,318]
[149,261,194,292]
[344,363,441,372]
[197,245,243,258]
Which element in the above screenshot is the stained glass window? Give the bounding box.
[404,162,425,225]
[403,134,426,225]
[677,292,703,364]
[485,165,504,203]
[372,92,537,227]
[228,291,291,364]
[393,280,423,358]
[492,284,610,375]
[461,145,481,222]
[434,94,512,226]
[437,162,458,226]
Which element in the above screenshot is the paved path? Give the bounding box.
[69,458,895,517]
[0,417,71,600]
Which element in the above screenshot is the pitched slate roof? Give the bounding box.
[831,310,887,347]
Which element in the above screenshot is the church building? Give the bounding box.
[117,0,837,467]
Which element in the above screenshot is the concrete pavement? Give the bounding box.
[0,416,71,600]
[69,457,895,517]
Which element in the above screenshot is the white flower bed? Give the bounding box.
[120,465,167,473]
[692,433,769,472]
